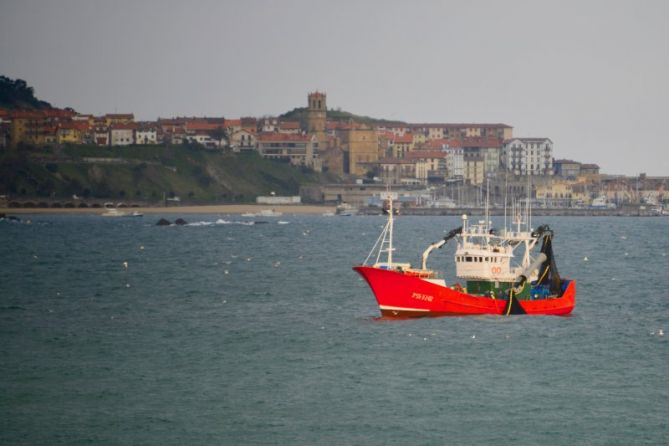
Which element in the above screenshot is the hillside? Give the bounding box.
[0,75,52,109]
[0,145,338,203]
[279,107,405,127]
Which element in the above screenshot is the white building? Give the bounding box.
[502,138,553,176]
[185,134,219,148]
[444,146,464,179]
[110,125,134,146]
[230,129,256,151]
[135,127,158,145]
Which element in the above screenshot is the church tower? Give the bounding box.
[306,91,326,138]
[307,91,333,170]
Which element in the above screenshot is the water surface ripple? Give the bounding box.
[1,215,668,445]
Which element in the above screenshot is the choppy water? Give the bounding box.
[1,214,668,445]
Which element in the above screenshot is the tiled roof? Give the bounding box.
[391,133,413,144]
[58,121,90,131]
[224,119,241,128]
[424,138,449,149]
[279,121,300,129]
[185,120,222,131]
[110,123,136,130]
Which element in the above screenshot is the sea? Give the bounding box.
[1,213,668,445]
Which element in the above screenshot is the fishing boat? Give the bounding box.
[353,193,575,317]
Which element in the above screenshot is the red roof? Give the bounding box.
[58,121,90,131]
[185,120,222,131]
[423,138,450,149]
[224,119,241,128]
[279,121,300,130]
[391,133,413,144]
[9,110,45,119]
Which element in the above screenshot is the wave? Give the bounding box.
[187,219,257,227]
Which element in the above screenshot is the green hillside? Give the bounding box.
[0,75,52,109]
[0,145,338,203]
[280,107,405,127]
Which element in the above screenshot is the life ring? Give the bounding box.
[491,266,502,274]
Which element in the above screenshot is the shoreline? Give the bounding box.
[0,204,336,216]
[1,204,664,217]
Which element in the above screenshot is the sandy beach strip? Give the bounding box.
[0,204,337,216]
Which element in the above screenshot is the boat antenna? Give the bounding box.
[504,170,508,233]
[526,146,531,229]
[485,177,490,230]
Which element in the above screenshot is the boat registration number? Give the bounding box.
[411,292,434,302]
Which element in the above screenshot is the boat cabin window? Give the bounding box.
[465,256,472,262]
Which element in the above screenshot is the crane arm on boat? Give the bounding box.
[513,252,547,290]
[420,226,462,270]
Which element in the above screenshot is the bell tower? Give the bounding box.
[306,91,326,136]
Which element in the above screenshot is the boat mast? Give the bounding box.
[387,194,394,265]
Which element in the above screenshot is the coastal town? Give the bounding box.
[1,89,667,215]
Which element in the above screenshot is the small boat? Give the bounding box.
[353,193,575,317]
[242,209,283,217]
[336,203,358,216]
[101,203,143,218]
[101,207,129,217]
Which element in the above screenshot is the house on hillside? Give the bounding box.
[110,124,135,146]
[56,121,89,145]
[502,138,553,176]
[256,132,320,170]
[376,158,418,185]
[135,123,158,145]
[407,150,447,184]
[553,159,581,179]
[230,128,256,151]
[278,121,301,135]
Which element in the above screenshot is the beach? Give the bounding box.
[0,204,336,215]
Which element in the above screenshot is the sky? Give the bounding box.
[1,0,668,176]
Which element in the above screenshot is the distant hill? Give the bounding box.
[279,107,405,127]
[0,75,52,109]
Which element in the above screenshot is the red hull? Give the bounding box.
[354,266,575,317]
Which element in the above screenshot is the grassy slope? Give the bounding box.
[0,145,337,203]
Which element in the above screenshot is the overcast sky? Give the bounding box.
[1,0,667,175]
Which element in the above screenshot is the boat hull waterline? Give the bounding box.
[354,266,576,317]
